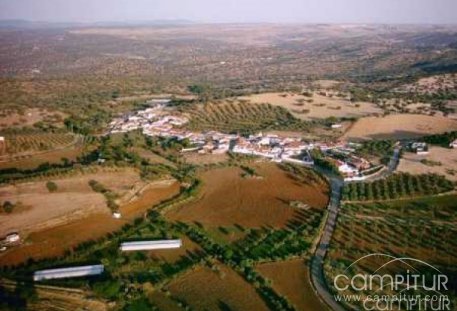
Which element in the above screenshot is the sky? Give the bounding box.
[0,0,456,24]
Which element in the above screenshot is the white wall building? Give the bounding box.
[5,233,20,243]
[33,265,104,281]
[120,239,182,251]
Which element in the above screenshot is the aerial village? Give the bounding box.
[108,99,376,180]
[11,98,456,282]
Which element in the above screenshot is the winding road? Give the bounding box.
[309,147,401,310]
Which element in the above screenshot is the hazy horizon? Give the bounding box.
[0,0,456,25]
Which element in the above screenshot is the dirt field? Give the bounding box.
[397,146,457,181]
[165,264,268,311]
[0,169,142,237]
[165,163,329,228]
[343,114,457,140]
[0,170,180,265]
[257,259,329,311]
[238,92,382,120]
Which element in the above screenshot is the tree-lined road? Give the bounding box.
[309,147,401,310]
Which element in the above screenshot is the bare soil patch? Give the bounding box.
[0,170,180,265]
[166,264,268,311]
[165,163,329,228]
[257,259,329,311]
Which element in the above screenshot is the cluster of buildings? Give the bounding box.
[109,99,189,138]
[324,145,372,177]
[231,134,373,178]
[233,133,313,164]
[108,101,377,179]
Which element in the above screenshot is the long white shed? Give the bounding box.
[120,239,182,251]
[33,264,104,281]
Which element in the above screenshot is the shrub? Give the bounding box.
[2,201,15,213]
[46,181,58,192]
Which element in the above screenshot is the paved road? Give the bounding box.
[310,170,345,311]
[309,147,401,311]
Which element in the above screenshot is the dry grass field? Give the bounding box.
[445,100,457,120]
[133,147,177,167]
[165,163,329,228]
[165,264,269,311]
[395,74,457,94]
[237,92,382,120]
[397,146,457,181]
[0,108,67,129]
[182,152,229,165]
[0,133,78,157]
[0,282,108,311]
[343,114,457,140]
[149,291,183,311]
[257,259,328,311]
[0,145,86,170]
[0,170,180,265]
[148,236,203,264]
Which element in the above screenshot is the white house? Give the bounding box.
[338,162,359,176]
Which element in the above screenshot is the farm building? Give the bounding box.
[410,142,429,155]
[450,139,457,149]
[120,239,182,251]
[33,264,104,281]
